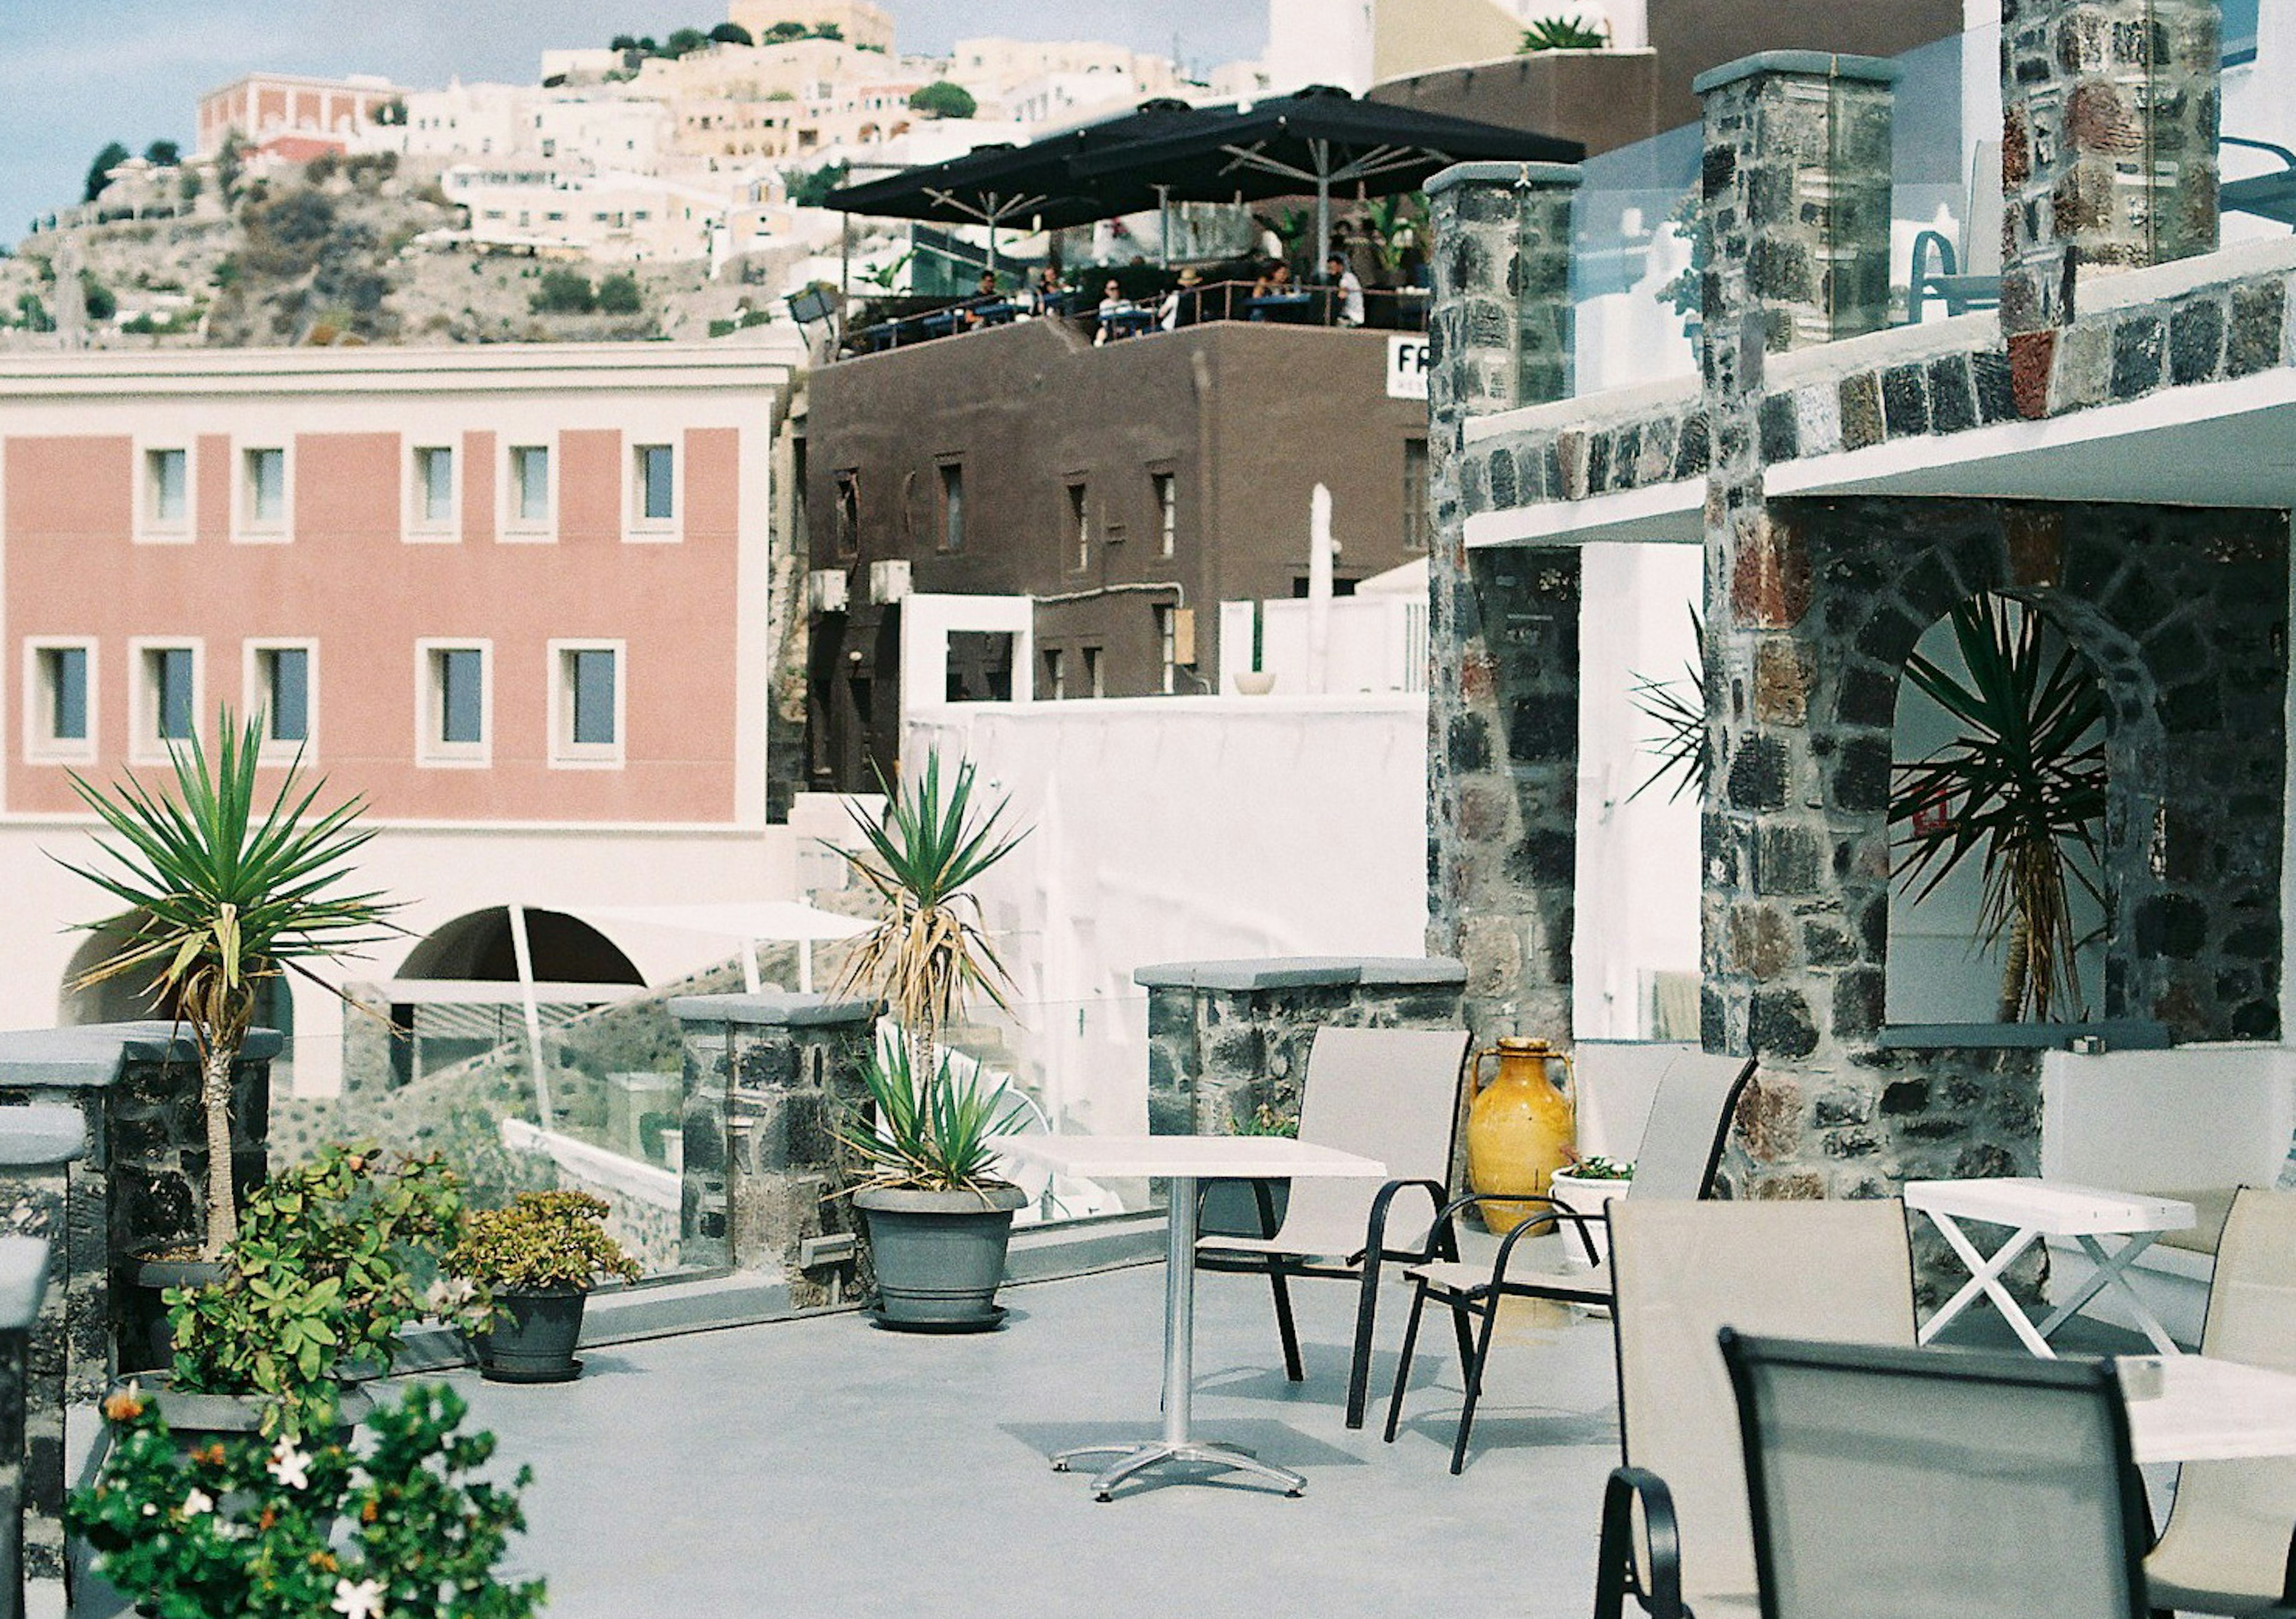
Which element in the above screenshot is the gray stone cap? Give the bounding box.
[1877,1019,2171,1051]
[1424,160,1583,198]
[1691,50,1904,95]
[1133,956,1468,992]
[0,1105,87,1167]
[0,1021,284,1089]
[668,992,883,1029]
[0,1237,47,1334]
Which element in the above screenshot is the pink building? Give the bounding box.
[0,341,808,1089]
[195,72,407,159]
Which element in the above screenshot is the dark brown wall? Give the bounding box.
[1368,0,1964,151]
[804,316,1427,783]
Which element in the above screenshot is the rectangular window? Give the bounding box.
[1083,645,1104,699]
[551,641,625,767]
[25,641,96,762]
[417,642,490,765]
[509,444,552,530]
[411,446,456,534]
[1156,606,1177,696]
[1068,482,1089,571]
[255,645,311,747]
[131,640,201,760]
[1153,471,1177,557]
[834,470,860,556]
[243,446,286,530]
[1402,438,1430,551]
[146,448,189,529]
[1043,648,1065,700]
[633,443,676,526]
[938,462,964,553]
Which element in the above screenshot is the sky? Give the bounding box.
[0,0,1268,241]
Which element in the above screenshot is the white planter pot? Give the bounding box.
[1547,1172,1631,1270]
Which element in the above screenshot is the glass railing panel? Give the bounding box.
[1571,119,1703,396]
[1894,25,2002,327]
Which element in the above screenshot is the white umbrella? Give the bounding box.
[587,901,873,994]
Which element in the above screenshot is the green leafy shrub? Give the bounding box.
[530,269,597,314]
[168,1144,487,1435]
[596,271,643,314]
[71,1381,544,1619]
[451,1191,640,1292]
[1520,16,1608,49]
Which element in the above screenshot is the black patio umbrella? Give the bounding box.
[822,98,1226,270]
[1068,86,1583,267]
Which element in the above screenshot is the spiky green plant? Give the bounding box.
[1521,16,1608,50]
[833,752,1029,1187]
[1889,596,2107,1022]
[1627,605,1709,803]
[56,709,398,1256]
[842,1032,1020,1193]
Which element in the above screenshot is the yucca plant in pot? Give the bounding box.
[451,1191,639,1383]
[835,752,1031,1331]
[55,708,397,1362]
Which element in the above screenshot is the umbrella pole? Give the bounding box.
[800,940,814,995]
[744,940,762,994]
[1156,184,1171,267]
[1316,172,1332,275]
[839,211,850,306]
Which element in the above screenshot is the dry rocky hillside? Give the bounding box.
[0,153,808,349]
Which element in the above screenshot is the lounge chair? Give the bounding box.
[1718,1330,2155,1619]
[1382,1051,1758,1473]
[1592,1200,1919,1618]
[2144,1187,2296,1619]
[1194,1025,1473,1429]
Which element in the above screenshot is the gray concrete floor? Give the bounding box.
[438,1243,1625,1619]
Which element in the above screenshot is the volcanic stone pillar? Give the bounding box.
[1694,54,1898,1193]
[2000,0,2221,404]
[1423,161,1583,1044]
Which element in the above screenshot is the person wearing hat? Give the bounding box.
[1159,266,1203,331]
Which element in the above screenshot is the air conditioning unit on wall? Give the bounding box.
[869,559,912,605]
[805,570,850,614]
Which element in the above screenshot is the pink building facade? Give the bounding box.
[0,342,807,1090]
[195,73,407,160]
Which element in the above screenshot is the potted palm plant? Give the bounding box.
[451,1190,639,1383]
[59,710,396,1261]
[835,752,1031,1331]
[1889,595,2107,1022]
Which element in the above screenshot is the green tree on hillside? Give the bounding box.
[762,20,809,42]
[144,139,181,167]
[710,22,754,45]
[908,81,977,120]
[813,22,842,39]
[665,26,710,56]
[531,269,597,314]
[786,161,849,208]
[84,141,130,202]
[596,272,643,314]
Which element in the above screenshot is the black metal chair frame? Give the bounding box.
[1384,1056,1760,1475]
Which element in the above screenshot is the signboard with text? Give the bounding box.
[1387,334,1431,400]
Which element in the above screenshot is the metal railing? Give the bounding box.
[836,278,1429,359]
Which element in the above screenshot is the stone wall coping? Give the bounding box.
[1877,1020,2172,1051]
[1764,307,1996,391]
[1690,50,1903,95]
[1132,956,1468,991]
[0,1237,48,1334]
[667,992,883,1029]
[0,1022,283,1089]
[0,1106,86,1167]
[2077,234,2296,316]
[1461,371,1700,444]
[1424,160,1583,197]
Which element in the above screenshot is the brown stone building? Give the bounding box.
[802,315,1432,788]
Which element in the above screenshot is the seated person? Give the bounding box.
[1158,266,1203,330]
[1325,253,1366,328]
[959,270,1002,329]
[1248,261,1294,316]
[1030,263,1068,315]
[1095,279,1135,344]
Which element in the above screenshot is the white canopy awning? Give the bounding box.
[585,900,873,993]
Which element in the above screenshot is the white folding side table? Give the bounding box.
[996,1135,1385,1501]
[1904,1178,2195,1358]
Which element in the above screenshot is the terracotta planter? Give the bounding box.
[856,1184,1028,1332]
[472,1287,590,1383]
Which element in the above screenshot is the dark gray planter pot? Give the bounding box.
[856,1184,1028,1332]
[123,1257,225,1376]
[133,1378,372,1450]
[473,1288,589,1383]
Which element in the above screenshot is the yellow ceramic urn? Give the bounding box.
[1465,1036,1577,1234]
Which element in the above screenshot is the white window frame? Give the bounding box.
[415,639,492,767]
[1153,469,1177,558]
[136,442,194,544]
[22,637,98,764]
[626,441,679,541]
[242,639,319,764]
[233,443,292,544]
[405,443,460,542]
[501,441,557,541]
[128,636,203,765]
[548,638,627,769]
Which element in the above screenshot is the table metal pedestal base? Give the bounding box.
[1051,1440,1303,1502]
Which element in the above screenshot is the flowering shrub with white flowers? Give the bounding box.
[69,1380,544,1618]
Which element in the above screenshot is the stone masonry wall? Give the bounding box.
[1424,163,1586,1043]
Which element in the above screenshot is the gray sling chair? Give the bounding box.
[1193,1026,1474,1429]
[1382,1051,1760,1473]
[2145,1187,2296,1619]
[1592,1200,1920,1619]
[1717,1331,2157,1619]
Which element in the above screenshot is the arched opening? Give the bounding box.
[1885,593,2109,1025]
[396,908,644,985]
[60,914,299,1081]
